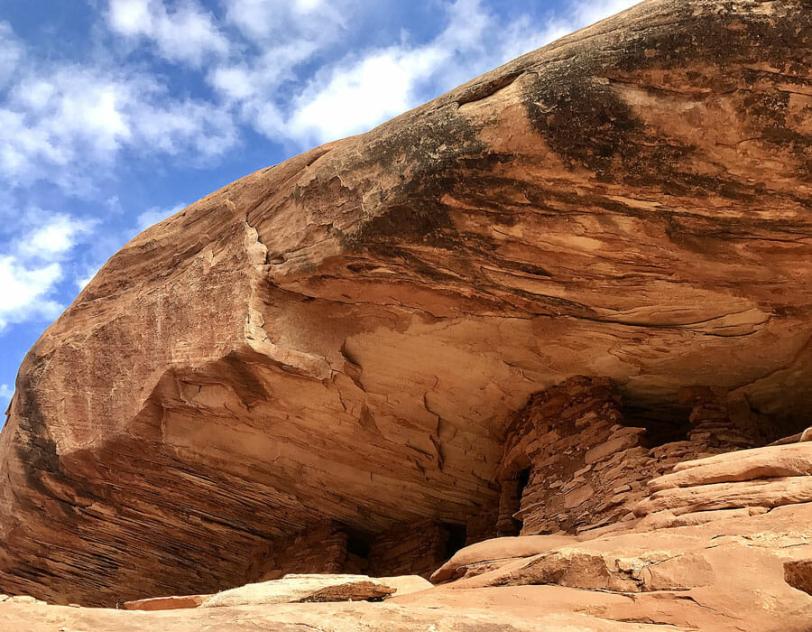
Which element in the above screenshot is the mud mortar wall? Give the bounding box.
[499,377,764,535]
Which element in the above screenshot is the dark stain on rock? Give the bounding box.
[524,72,646,180]
[340,107,497,249]
[523,0,811,194]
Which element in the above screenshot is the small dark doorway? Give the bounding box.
[496,467,531,536]
[512,467,531,533]
[343,528,372,574]
[442,523,468,559]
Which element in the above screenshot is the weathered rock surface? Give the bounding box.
[3,502,810,632]
[649,443,812,491]
[0,592,683,632]
[430,534,578,583]
[0,0,810,608]
[635,443,812,517]
[440,486,812,631]
[123,574,411,611]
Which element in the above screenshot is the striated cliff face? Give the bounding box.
[0,0,810,607]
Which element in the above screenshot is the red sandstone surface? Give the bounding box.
[0,0,810,629]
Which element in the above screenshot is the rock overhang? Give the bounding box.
[0,0,810,607]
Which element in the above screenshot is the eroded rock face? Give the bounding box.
[785,560,812,596]
[0,0,810,606]
[2,445,812,630]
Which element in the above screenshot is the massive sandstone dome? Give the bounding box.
[0,0,810,608]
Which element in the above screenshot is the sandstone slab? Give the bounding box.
[202,574,398,608]
[653,443,812,490]
[123,595,205,611]
[463,501,812,631]
[430,534,577,583]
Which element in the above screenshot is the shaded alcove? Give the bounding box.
[442,523,469,560]
[343,528,374,574]
[490,376,811,539]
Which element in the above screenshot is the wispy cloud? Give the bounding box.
[574,0,641,25]
[293,0,557,144]
[0,21,237,192]
[0,212,94,330]
[210,0,641,146]
[107,0,229,66]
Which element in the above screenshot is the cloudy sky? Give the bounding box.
[0,0,639,412]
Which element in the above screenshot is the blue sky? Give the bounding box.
[0,0,638,412]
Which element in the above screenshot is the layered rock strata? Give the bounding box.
[0,0,809,606]
[3,443,812,631]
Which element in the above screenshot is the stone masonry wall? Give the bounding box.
[248,519,460,582]
[249,522,349,582]
[368,520,454,579]
[498,377,763,536]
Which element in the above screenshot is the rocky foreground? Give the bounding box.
[0,0,810,629]
[2,441,812,630]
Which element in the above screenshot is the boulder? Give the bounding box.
[785,560,812,596]
[649,443,812,491]
[123,574,430,612]
[202,575,397,608]
[430,535,577,583]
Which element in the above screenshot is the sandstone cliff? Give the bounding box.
[0,0,809,608]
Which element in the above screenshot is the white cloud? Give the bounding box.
[0,213,95,330]
[0,22,22,88]
[223,0,347,45]
[76,273,96,291]
[280,0,574,145]
[273,0,644,145]
[286,47,440,143]
[107,0,229,66]
[0,256,63,331]
[18,214,95,261]
[0,61,237,189]
[108,0,153,35]
[0,384,12,403]
[208,0,355,133]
